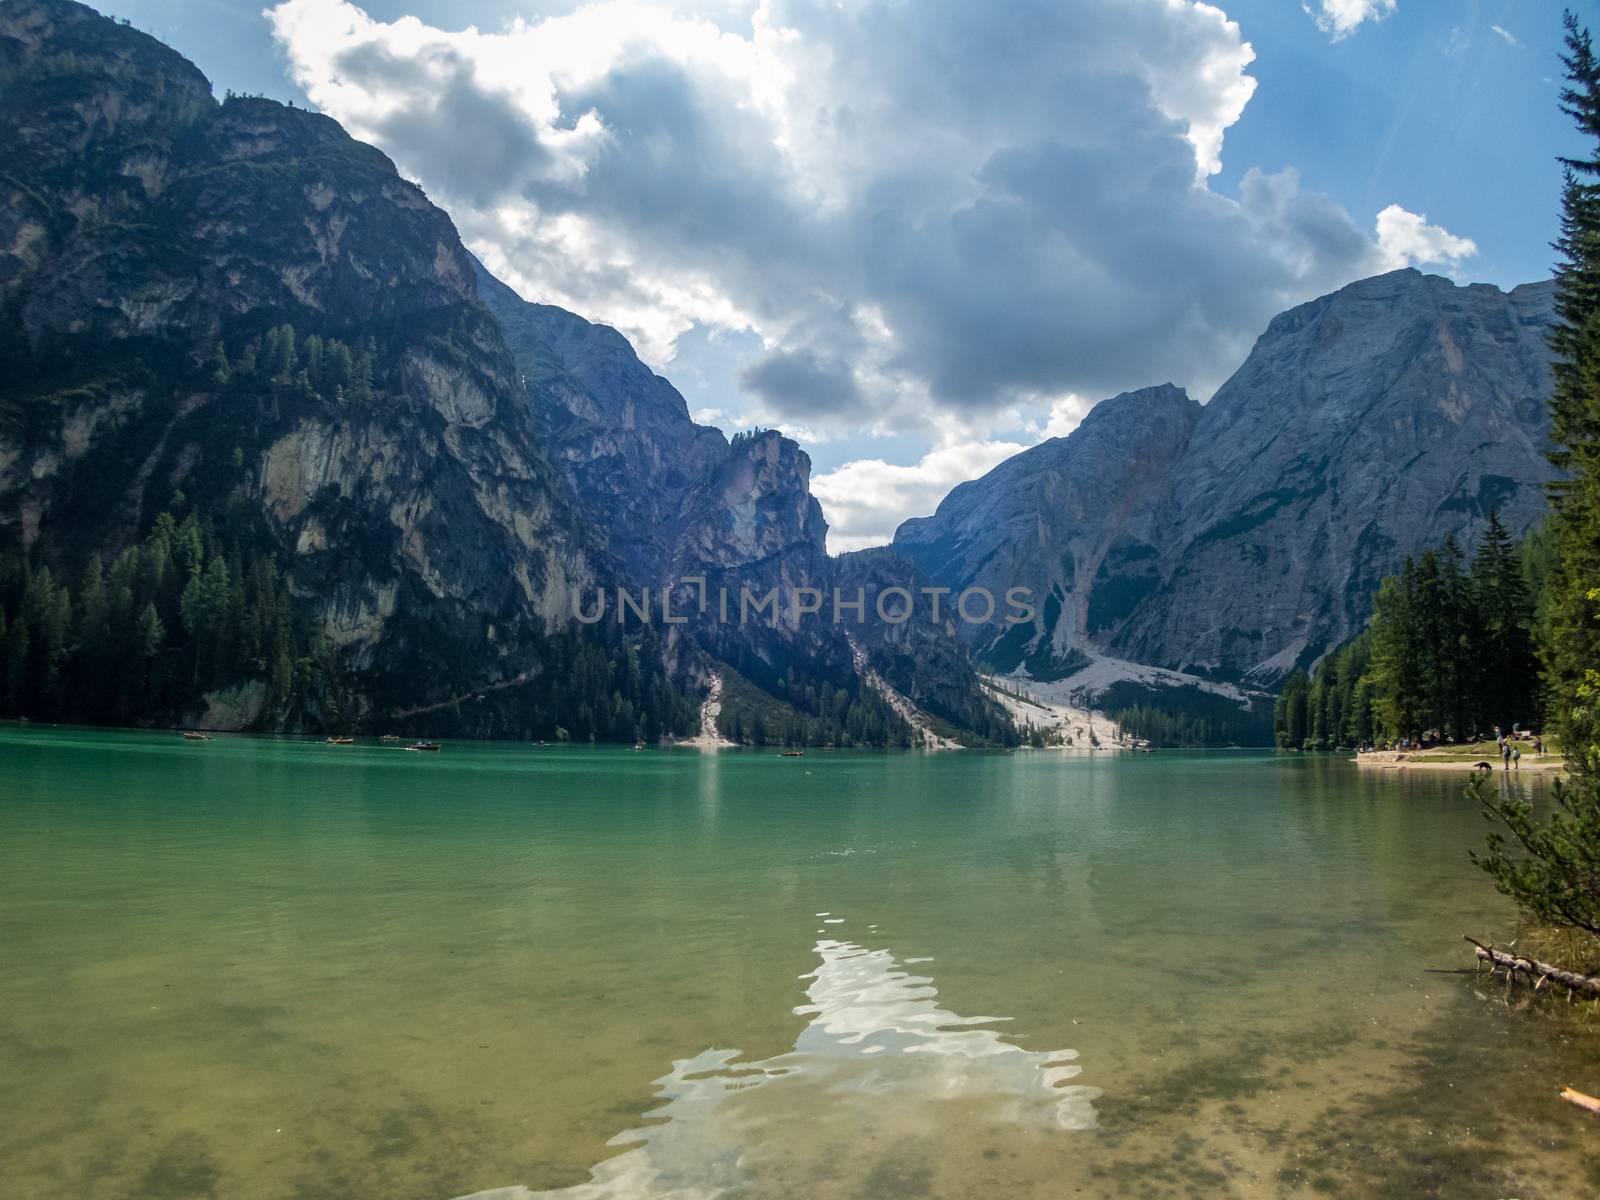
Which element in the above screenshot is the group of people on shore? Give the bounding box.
[1364,726,1545,769]
[1494,726,1543,771]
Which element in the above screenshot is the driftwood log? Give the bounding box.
[1463,936,1600,998]
[1561,1086,1600,1115]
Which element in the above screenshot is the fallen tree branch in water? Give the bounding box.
[1561,1085,1600,1115]
[1463,936,1600,998]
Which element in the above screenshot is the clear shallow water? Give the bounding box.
[2,729,1597,1199]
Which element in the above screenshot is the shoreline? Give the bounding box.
[1354,750,1565,774]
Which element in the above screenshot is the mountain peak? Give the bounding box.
[1258,267,1557,346]
[1,0,212,105]
[1074,382,1198,433]
[895,267,1557,684]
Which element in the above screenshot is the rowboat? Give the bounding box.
[324,736,355,745]
[181,731,211,742]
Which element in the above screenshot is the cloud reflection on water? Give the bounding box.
[453,934,1097,1199]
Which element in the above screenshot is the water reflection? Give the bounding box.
[455,932,1097,1199]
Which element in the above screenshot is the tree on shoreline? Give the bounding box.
[1274,516,1538,749]
[1474,12,1600,947]
[1543,12,1600,773]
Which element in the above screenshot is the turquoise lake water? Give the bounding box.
[2,727,1597,1198]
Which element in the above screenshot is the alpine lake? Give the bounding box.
[3,726,1598,1198]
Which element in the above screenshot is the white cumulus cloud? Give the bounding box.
[266,0,1398,444]
[1306,0,1396,42]
[813,441,1028,553]
[262,0,1475,546]
[1375,203,1478,272]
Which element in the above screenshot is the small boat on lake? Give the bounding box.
[781,750,805,757]
[379,734,400,743]
[405,741,441,752]
[181,731,211,742]
[324,736,355,745]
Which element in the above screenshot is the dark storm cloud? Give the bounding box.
[333,40,550,207]
[273,0,1405,427]
[525,58,817,280]
[860,125,1379,403]
[740,348,864,418]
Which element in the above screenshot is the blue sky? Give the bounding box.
[108,0,1582,548]
[1214,0,1569,290]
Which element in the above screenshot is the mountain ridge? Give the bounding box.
[894,268,1559,693]
[0,0,1015,745]
[475,255,1015,745]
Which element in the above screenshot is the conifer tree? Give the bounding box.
[1473,510,1537,729]
[1474,13,1600,947]
[1370,560,1427,737]
[1545,11,1600,767]
[1273,669,1309,749]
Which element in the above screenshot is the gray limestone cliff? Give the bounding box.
[895,270,1558,686]
[478,268,1013,742]
[0,0,596,728]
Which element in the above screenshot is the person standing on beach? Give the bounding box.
[1512,745,1521,771]
[1503,740,1513,770]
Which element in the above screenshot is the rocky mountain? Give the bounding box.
[895,269,1559,697]
[0,0,1011,745]
[0,0,623,732]
[473,262,727,583]
[896,383,1201,680]
[833,546,1016,743]
[1125,270,1557,679]
[478,263,1014,746]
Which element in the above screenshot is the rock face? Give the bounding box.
[895,270,1558,685]
[474,262,726,582]
[479,267,1014,743]
[0,0,597,727]
[896,384,1201,679]
[833,547,1015,741]
[668,428,854,703]
[0,0,1011,743]
[479,262,850,698]
[1128,271,1557,679]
